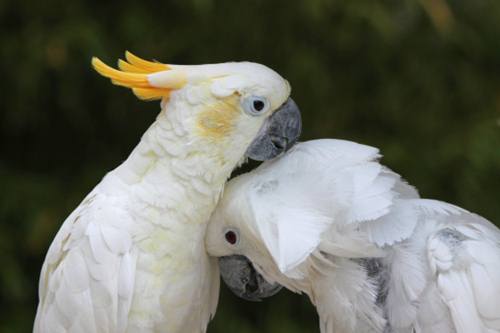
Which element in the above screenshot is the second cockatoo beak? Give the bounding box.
[218,255,282,301]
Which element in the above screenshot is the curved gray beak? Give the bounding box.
[219,255,282,302]
[246,97,302,161]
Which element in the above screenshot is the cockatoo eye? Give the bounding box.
[253,100,265,111]
[224,229,239,245]
[242,96,269,116]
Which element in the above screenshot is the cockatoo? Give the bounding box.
[34,52,302,333]
[206,139,500,333]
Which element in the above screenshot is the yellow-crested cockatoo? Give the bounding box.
[34,52,301,333]
[206,139,500,333]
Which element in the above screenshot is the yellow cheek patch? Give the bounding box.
[196,94,240,140]
[91,51,179,101]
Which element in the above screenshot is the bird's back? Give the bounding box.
[382,198,500,333]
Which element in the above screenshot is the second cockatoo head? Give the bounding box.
[205,140,399,301]
[92,52,301,163]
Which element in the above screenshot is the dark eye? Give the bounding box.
[243,96,269,116]
[225,230,238,245]
[253,100,265,112]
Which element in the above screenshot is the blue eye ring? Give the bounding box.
[242,96,269,116]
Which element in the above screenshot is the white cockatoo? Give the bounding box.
[206,139,500,333]
[34,52,302,333]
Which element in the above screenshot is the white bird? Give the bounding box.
[34,52,301,333]
[205,139,500,333]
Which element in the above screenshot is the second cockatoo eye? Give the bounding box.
[242,96,270,116]
[224,229,239,245]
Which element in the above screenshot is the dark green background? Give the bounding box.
[1,0,499,332]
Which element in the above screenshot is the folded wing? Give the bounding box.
[34,191,137,333]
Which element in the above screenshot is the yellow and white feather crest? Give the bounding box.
[92,51,186,101]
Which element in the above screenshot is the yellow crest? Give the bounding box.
[92,51,185,101]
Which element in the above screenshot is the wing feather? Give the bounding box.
[428,223,500,332]
[245,140,394,275]
[34,191,137,333]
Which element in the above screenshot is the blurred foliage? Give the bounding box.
[1,0,499,332]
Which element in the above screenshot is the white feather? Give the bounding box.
[242,140,387,274]
[36,58,296,331]
[207,139,500,333]
[428,222,500,332]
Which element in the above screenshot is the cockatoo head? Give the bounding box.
[92,52,301,163]
[205,172,284,301]
[205,140,358,300]
[206,140,405,303]
[205,142,324,300]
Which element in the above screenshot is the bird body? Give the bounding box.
[206,139,500,333]
[34,52,301,333]
[36,98,227,333]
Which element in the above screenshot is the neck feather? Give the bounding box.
[112,103,240,211]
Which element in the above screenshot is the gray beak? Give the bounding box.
[219,255,282,302]
[246,97,302,161]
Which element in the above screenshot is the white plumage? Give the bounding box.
[206,139,500,333]
[34,54,297,333]
[35,119,224,333]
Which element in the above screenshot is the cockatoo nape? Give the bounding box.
[206,139,500,333]
[34,52,301,333]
